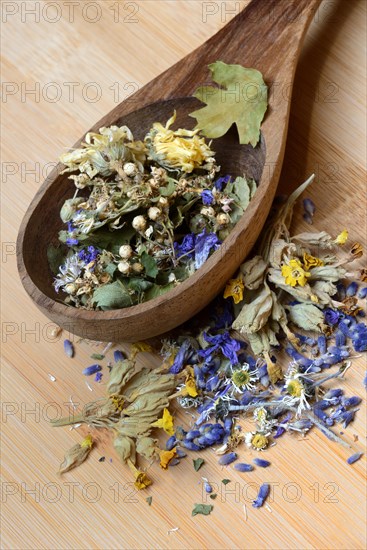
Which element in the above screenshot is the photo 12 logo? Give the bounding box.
[1,2,140,24]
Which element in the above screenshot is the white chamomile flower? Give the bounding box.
[283,365,311,415]
[227,363,258,394]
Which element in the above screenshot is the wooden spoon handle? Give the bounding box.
[102,0,321,125]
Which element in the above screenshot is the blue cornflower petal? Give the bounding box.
[214,175,231,191]
[201,190,215,205]
[82,364,102,376]
[234,463,254,472]
[175,233,196,259]
[66,237,79,246]
[253,458,271,468]
[170,340,191,374]
[347,452,363,464]
[203,480,213,493]
[165,435,177,451]
[252,483,270,508]
[218,452,237,465]
[63,339,74,358]
[194,230,221,269]
[317,335,327,355]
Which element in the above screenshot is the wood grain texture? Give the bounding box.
[1,1,366,549]
[17,0,320,342]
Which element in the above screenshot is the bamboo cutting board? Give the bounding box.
[1,1,366,549]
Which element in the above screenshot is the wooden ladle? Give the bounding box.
[17,0,321,342]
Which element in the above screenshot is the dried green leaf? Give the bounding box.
[136,437,157,460]
[146,496,153,506]
[192,503,213,516]
[287,303,326,332]
[140,252,159,279]
[209,494,217,500]
[190,61,267,146]
[240,255,267,290]
[232,284,273,334]
[92,281,132,310]
[193,458,205,471]
[291,231,334,249]
[144,282,175,301]
[310,280,337,305]
[309,266,347,283]
[91,353,105,360]
[221,479,231,485]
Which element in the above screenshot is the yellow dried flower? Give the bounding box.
[151,408,174,435]
[134,471,153,490]
[223,276,245,304]
[350,242,363,259]
[80,435,93,449]
[302,252,324,270]
[146,111,214,173]
[159,449,177,470]
[281,259,310,287]
[184,373,198,398]
[334,229,348,245]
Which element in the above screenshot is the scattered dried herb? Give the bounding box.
[192,503,213,516]
[193,458,205,471]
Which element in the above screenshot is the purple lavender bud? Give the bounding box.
[324,308,340,326]
[253,458,271,468]
[94,372,103,382]
[335,331,346,347]
[252,483,270,508]
[317,335,327,354]
[196,436,208,447]
[324,388,343,399]
[224,418,233,433]
[176,449,187,458]
[336,283,346,300]
[341,410,357,428]
[313,407,332,424]
[182,440,201,452]
[273,426,286,438]
[342,396,362,408]
[169,458,181,467]
[364,371,367,390]
[303,197,316,216]
[314,400,330,411]
[113,350,125,362]
[358,287,367,299]
[347,452,363,464]
[82,364,102,376]
[186,430,201,441]
[64,339,74,358]
[203,480,213,493]
[218,452,238,465]
[303,212,313,225]
[234,463,254,472]
[165,435,177,451]
[346,282,358,297]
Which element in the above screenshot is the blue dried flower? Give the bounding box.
[170,339,191,374]
[218,452,237,465]
[342,396,362,408]
[165,435,177,451]
[201,190,215,205]
[253,458,271,468]
[358,287,367,299]
[194,230,221,269]
[82,364,102,376]
[63,339,74,358]
[200,331,241,366]
[324,308,340,326]
[351,323,367,352]
[347,452,363,465]
[94,372,103,382]
[175,233,196,259]
[234,463,254,472]
[182,440,201,452]
[214,175,231,191]
[78,246,99,265]
[252,483,270,508]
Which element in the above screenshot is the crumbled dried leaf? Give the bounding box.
[192,503,213,516]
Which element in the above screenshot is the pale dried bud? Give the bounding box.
[132,215,147,232]
[216,213,230,226]
[119,244,133,259]
[118,261,131,274]
[131,262,144,274]
[158,197,169,207]
[123,162,138,177]
[148,206,162,221]
[65,283,77,294]
[200,206,215,217]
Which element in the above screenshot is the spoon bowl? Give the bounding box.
[17,0,320,341]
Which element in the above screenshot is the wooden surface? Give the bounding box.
[16,0,320,342]
[1,1,366,549]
